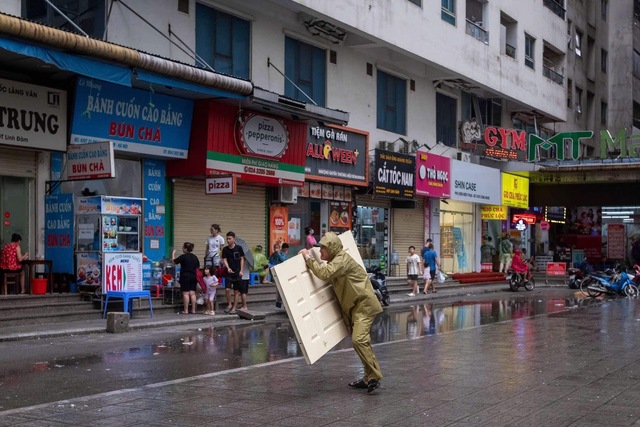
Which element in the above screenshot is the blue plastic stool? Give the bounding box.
[249,272,261,285]
[103,290,153,319]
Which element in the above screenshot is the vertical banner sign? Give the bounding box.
[607,224,625,259]
[50,152,64,195]
[270,206,289,251]
[143,159,166,261]
[44,194,74,274]
[501,173,529,208]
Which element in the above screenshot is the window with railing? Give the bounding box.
[543,66,564,85]
[442,0,456,25]
[543,0,566,19]
[466,20,488,43]
[525,35,535,69]
[634,50,640,79]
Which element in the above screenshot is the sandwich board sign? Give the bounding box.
[270,232,365,364]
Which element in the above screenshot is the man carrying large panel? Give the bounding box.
[299,232,383,393]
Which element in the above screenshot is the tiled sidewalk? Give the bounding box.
[1,296,638,426]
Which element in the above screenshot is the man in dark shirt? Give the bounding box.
[222,231,246,314]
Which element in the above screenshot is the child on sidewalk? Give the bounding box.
[202,266,219,315]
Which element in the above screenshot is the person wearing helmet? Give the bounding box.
[299,232,383,393]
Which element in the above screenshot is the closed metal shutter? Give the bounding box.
[391,196,425,277]
[0,149,37,177]
[355,194,391,208]
[173,180,267,257]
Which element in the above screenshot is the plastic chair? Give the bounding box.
[103,291,153,318]
[249,272,261,285]
[2,272,19,295]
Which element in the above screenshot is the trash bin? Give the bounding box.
[32,278,47,295]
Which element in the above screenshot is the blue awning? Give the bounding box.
[134,70,246,100]
[0,35,131,86]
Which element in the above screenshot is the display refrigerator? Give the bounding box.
[74,196,144,294]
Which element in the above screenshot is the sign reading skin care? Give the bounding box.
[71,77,194,158]
[415,151,450,198]
[0,78,67,151]
[450,159,501,204]
[373,149,415,199]
[501,173,529,208]
[44,193,74,274]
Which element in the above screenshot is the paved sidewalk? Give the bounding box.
[0,285,636,426]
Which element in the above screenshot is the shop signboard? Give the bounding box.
[415,151,450,198]
[205,176,236,195]
[44,193,74,274]
[481,205,508,220]
[546,262,567,276]
[373,150,415,199]
[450,160,501,204]
[70,77,194,158]
[501,173,529,208]
[305,124,368,186]
[239,114,289,158]
[143,159,166,261]
[103,252,143,292]
[65,141,115,181]
[0,78,67,151]
[459,119,527,161]
[607,223,625,259]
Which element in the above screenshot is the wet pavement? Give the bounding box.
[1,287,639,425]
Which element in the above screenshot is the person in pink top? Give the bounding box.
[0,233,29,294]
[510,249,531,280]
[305,226,317,249]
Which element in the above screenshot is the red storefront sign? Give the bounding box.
[167,101,307,186]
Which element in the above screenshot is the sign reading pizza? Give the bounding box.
[240,113,289,158]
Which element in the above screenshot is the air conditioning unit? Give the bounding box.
[274,187,298,204]
[456,152,471,162]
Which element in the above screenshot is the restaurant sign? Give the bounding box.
[65,141,115,181]
[501,173,529,208]
[305,124,368,186]
[239,113,289,158]
[373,150,415,200]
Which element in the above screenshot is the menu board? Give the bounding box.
[76,252,101,287]
[299,182,310,198]
[103,252,143,292]
[333,186,344,201]
[322,184,333,199]
[309,182,322,199]
[607,224,625,259]
[329,202,352,232]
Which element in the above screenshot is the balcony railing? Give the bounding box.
[543,0,566,19]
[543,65,564,86]
[505,43,516,59]
[466,20,488,44]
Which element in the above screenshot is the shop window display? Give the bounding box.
[355,206,387,268]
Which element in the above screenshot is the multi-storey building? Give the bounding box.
[8,0,626,284]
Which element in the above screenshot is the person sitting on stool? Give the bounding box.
[0,233,29,294]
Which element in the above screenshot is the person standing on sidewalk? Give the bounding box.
[205,224,225,268]
[222,231,246,314]
[172,242,200,314]
[499,234,513,274]
[269,243,289,308]
[406,246,422,297]
[299,232,383,393]
[423,243,440,294]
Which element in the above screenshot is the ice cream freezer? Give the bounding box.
[74,196,144,295]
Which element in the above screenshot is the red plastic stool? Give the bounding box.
[150,285,163,297]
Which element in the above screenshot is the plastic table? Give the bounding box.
[103,290,153,318]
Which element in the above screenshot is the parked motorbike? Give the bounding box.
[367,265,390,306]
[581,264,639,298]
[567,260,593,289]
[507,269,535,292]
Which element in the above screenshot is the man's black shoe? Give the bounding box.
[348,378,368,389]
[367,379,380,393]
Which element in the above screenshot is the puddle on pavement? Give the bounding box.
[31,292,596,371]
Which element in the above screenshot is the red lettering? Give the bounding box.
[484,127,498,146]
[155,226,164,237]
[145,226,155,237]
[109,122,134,139]
[498,128,510,149]
[47,234,58,247]
[306,143,324,159]
[511,130,527,151]
[72,164,87,173]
